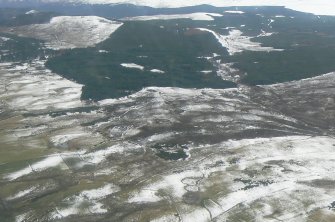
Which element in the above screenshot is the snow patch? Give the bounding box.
[200,70,212,74]
[128,170,204,203]
[224,10,245,14]
[150,69,165,74]
[122,13,223,21]
[25,10,38,14]
[5,154,65,181]
[4,143,139,181]
[257,29,276,37]
[197,28,283,55]
[83,143,141,164]
[0,36,10,42]
[121,63,144,70]
[215,62,242,82]
[50,132,88,147]
[51,184,120,219]
[15,213,29,222]
[6,186,37,200]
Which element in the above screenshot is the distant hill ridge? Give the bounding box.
[1,0,335,16]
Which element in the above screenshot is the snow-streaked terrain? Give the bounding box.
[131,135,335,221]
[1,55,335,221]
[2,16,123,49]
[51,184,120,219]
[1,7,335,221]
[0,61,83,111]
[6,186,37,201]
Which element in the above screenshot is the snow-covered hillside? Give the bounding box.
[4,16,123,49]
